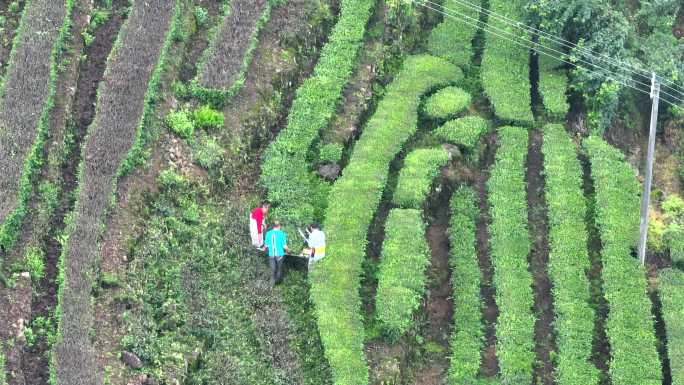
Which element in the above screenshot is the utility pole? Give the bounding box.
[638,73,661,266]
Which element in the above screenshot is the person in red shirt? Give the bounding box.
[250,202,269,249]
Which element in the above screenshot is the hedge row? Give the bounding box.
[393,147,451,208]
[487,125,534,384]
[191,0,271,106]
[52,1,182,384]
[658,268,684,385]
[259,0,375,230]
[583,135,662,385]
[538,39,569,120]
[427,0,480,67]
[481,0,534,125]
[375,209,430,340]
[310,55,461,385]
[0,0,70,254]
[541,124,599,385]
[447,186,484,384]
[434,115,489,151]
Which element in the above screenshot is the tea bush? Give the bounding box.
[433,115,489,151]
[310,54,461,385]
[427,0,480,67]
[375,209,430,340]
[167,110,194,138]
[487,126,534,384]
[447,187,484,384]
[658,268,684,385]
[538,39,569,120]
[259,0,376,231]
[584,135,662,385]
[481,0,534,125]
[319,143,344,165]
[393,147,450,208]
[423,86,471,120]
[193,105,224,130]
[541,124,599,385]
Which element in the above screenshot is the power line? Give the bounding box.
[414,0,684,108]
[424,0,684,98]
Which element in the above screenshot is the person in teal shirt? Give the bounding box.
[264,221,289,285]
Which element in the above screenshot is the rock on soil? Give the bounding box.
[121,351,142,369]
[318,164,341,180]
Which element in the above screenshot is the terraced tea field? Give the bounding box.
[1,1,683,385]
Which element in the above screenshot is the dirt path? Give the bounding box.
[472,131,500,378]
[526,129,557,385]
[579,154,612,384]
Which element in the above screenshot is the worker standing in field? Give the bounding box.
[306,223,326,270]
[264,221,289,285]
[250,202,269,250]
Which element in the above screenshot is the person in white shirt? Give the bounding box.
[306,223,326,270]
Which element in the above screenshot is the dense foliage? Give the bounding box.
[538,39,570,120]
[427,0,480,67]
[310,54,461,385]
[481,0,534,125]
[422,86,471,120]
[260,0,375,233]
[447,186,484,384]
[658,267,684,385]
[541,124,599,385]
[583,135,661,385]
[393,147,451,208]
[375,209,430,340]
[433,115,489,151]
[487,126,534,384]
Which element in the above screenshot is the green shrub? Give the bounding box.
[488,126,534,384]
[481,0,534,125]
[541,124,599,385]
[665,223,684,264]
[658,268,684,385]
[447,187,484,384]
[193,105,224,130]
[310,54,461,385]
[319,143,343,165]
[427,0,480,67]
[0,350,6,385]
[433,115,489,150]
[194,6,209,28]
[422,86,471,120]
[25,246,45,282]
[664,195,684,218]
[375,209,430,341]
[393,147,450,208]
[538,39,569,120]
[158,169,187,190]
[584,135,662,385]
[166,110,194,138]
[259,0,377,234]
[192,135,224,170]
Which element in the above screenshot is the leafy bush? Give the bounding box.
[487,126,534,384]
[422,86,471,120]
[0,351,5,385]
[259,0,377,233]
[25,246,46,282]
[538,39,569,120]
[310,54,461,385]
[541,124,599,385]
[481,0,534,125]
[375,209,430,341]
[658,268,684,385]
[194,6,209,28]
[665,224,684,264]
[393,147,450,208]
[319,143,343,165]
[427,0,480,67]
[447,187,484,384]
[166,110,194,139]
[193,105,224,130]
[192,135,224,170]
[584,135,662,385]
[433,115,489,150]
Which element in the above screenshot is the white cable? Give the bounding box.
[425,0,684,97]
[415,1,684,107]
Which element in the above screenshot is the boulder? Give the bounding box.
[121,351,143,369]
[318,163,341,181]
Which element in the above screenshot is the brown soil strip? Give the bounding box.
[526,129,557,385]
[178,0,221,82]
[0,274,31,385]
[53,2,176,384]
[579,153,612,385]
[198,0,268,89]
[472,131,500,377]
